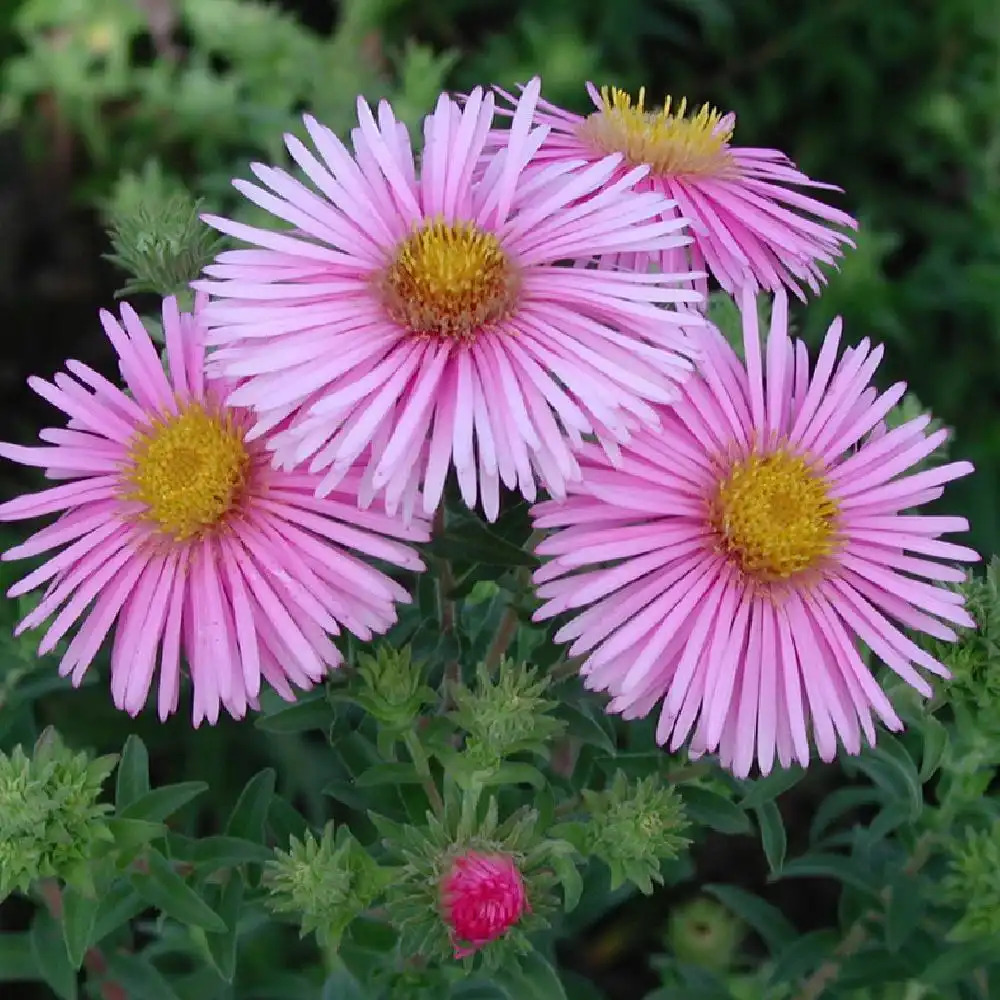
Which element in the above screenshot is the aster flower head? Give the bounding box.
[507,83,857,300]
[0,297,428,725]
[531,288,978,777]
[195,78,704,523]
[440,850,529,958]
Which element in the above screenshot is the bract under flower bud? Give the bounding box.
[440,851,529,959]
[0,728,116,900]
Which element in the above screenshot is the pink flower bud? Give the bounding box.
[440,851,529,958]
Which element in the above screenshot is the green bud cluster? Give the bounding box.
[556,771,690,894]
[943,821,1000,941]
[352,645,435,733]
[0,729,116,900]
[265,822,389,950]
[102,161,226,300]
[450,659,565,770]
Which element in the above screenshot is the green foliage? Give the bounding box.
[0,728,115,899]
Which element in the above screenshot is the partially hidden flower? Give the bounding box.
[440,850,529,958]
[505,83,857,300]
[531,288,977,776]
[195,78,703,523]
[0,297,428,724]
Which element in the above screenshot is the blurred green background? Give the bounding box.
[0,1,997,996]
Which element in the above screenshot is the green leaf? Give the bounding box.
[321,965,366,1000]
[920,934,1000,984]
[429,519,539,568]
[116,734,149,810]
[226,769,276,843]
[558,703,617,756]
[105,953,183,1000]
[91,882,146,944]
[355,762,424,787]
[204,874,243,982]
[171,835,274,871]
[268,796,310,845]
[767,929,839,987]
[477,763,547,789]
[774,852,880,897]
[739,767,804,809]
[61,885,99,970]
[678,786,751,835]
[119,781,208,823]
[884,876,926,952]
[549,849,583,912]
[254,693,332,733]
[30,908,77,1000]
[809,786,881,844]
[108,817,168,854]
[918,717,948,782]
[131,849,228,932]
[854,736,922,819]
[494,951,568,1000]
[754,801,787,874]
[0,933,40,982]
[703,884,796,954]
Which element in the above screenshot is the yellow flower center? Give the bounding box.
[379,220,520,341]
[577,86,736,178]
[711,451,838,581]
[125,403,249,541]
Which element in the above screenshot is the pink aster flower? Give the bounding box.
[0,297,428,725]
[194,78,704,523]
[440,851,529,958]
[531,288,977,777]
[502,83,857,300]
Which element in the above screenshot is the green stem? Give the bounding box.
[483,604,519,673]
[433,505,460,697]
[404,728,444,816]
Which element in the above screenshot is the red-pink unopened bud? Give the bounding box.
[440,851,529,958]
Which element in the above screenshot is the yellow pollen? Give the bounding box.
[379,219,520,341]
[577,86,736,178]
[710,450,838,582]
[125,403,249,541]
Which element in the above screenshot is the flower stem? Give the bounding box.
[404,728,444,816]
[483,604,519,673]
[433,505,459,695]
